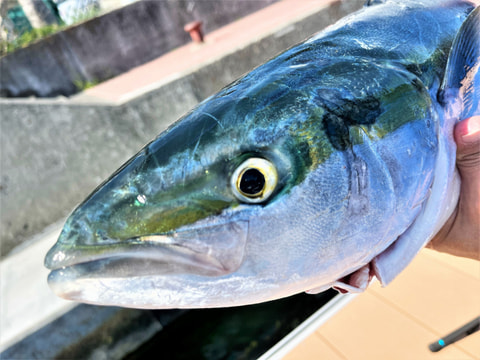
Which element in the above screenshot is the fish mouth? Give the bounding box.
[45,220,249,280]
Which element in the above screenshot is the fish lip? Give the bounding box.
[45,220,249,277]
[45,237,194,271]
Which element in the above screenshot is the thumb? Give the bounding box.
[454,116,480,176]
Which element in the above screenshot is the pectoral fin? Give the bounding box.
[306,264,374,294]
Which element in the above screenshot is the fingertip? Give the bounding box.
[455,116,480,147]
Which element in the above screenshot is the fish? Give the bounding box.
[45,0,479,309]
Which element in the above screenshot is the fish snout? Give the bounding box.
[45,218,249,278]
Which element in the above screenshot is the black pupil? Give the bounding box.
[239,168,265,196]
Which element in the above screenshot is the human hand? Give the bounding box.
[428,116,480,260]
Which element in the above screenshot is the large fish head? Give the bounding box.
[45,44,430,308]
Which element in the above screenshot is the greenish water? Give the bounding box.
[126,289,336,360]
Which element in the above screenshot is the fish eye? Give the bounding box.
[231,158,278,203]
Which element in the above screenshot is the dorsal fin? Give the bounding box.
[440,6,480,118]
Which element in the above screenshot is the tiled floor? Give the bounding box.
[284,250,480,359]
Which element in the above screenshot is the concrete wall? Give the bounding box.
[0,0,364,258]
[0,0,277,98]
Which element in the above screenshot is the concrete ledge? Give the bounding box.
[0,0,278,97]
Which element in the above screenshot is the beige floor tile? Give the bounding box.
[369,251,480,349]
[318,292,474,360]
[422,249,480,280]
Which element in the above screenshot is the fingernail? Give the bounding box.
[461,116,480,144]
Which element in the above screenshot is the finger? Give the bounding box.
[454,116,480,175]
